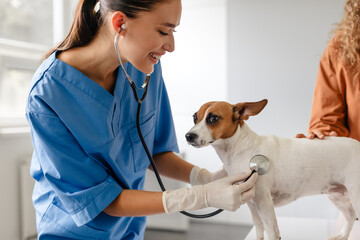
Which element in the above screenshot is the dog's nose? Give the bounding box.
[185,132,198,142]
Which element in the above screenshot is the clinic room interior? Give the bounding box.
[1,0,359,240]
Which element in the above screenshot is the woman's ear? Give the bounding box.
[111,11,127,34]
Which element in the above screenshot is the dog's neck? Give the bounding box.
[211,123,261,172]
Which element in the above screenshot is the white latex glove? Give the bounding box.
[189,166,228,186]
[163,171,257,213]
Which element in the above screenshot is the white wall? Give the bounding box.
[161,0,228,172]
[228,0,345,137]
[226,0,347,223]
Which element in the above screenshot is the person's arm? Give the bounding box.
[150,151,228,185]
[308,40,349,138]
[103,150,257,217]
[297,38,349,139]
[151,151,194,183]
[104,171,258,216]
[104,190,164,216]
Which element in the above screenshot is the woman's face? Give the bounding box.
[120,0,182,74]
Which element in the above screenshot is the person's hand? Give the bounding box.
[189,166,228,186]
[163,171,258,213]
[295,130,338,139]
[204,172,258,211]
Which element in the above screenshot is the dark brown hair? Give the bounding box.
[43,0,168,59]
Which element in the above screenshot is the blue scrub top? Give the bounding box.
[26,51,179,239]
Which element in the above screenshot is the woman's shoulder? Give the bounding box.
[319,35,343,67]
[31,52,57,83]
[26,56,60,115]
[324,35,340,54]
[27,51,86,114]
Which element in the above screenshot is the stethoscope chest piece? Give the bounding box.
[249,154,270,175]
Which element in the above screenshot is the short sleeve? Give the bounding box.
[153,75,179,155]
[26,112,122,226]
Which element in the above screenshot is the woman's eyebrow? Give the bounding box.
[161,22,179,28]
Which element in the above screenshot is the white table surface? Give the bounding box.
[245,217,335,240]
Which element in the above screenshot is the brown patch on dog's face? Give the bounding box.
[192,102,215,124]
[194,102,240,140]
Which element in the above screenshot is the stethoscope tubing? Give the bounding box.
[115,29,224,218]
[131,82,224,218]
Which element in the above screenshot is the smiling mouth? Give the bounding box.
[150,53,161,60]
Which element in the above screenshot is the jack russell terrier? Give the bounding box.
[185,99,359,240]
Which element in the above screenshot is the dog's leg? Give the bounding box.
[348,187,360,220]
[253,192,281,240]
[248,202,265,240]
[328,192,357,240]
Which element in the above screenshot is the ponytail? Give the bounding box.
[43,0,101,60]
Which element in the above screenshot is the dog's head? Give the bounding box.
[185,99,268,147]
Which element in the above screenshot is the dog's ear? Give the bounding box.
[233,99,268,122]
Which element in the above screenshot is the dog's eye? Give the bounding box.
[206,113,221,125]
[193,113,198,124]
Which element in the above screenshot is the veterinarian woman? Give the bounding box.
[25,0,258,239]
[296,0,360,238]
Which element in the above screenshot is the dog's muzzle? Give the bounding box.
[185,132,212,147]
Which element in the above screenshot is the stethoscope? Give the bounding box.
[114,30,270,218]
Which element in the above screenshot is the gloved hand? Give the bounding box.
[162,171,257,213]
[189,166,228,186]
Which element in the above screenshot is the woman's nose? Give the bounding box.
[163,35,175,53]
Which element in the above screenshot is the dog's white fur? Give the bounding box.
[186,100,360,240]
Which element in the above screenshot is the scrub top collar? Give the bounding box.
[52,51,129,110]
